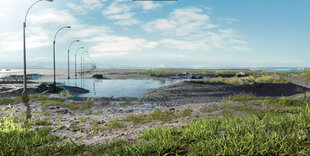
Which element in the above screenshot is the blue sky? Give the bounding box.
[0,0,309,68]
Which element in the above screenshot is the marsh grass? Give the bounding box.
[224,95,309,107]
[42,99,94,113]
[0,98,15,105]
[204,75,291,85]
[124,109,192,124]
[120,101,136,108]
[106,120,125,129]
[139,69,247,77]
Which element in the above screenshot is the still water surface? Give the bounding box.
[38,78,180,98]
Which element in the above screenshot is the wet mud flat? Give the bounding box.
[143,81,308,105]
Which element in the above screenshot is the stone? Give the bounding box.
[236,72,248,77]
[55,109,69,114]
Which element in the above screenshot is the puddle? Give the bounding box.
[38,78,181,98]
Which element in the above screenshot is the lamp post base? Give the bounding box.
[52,82,57,93]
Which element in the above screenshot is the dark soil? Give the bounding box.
[142,81,308,105]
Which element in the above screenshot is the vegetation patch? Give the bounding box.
[100,101,110,107]
[203,75,290,85]
[224,95,309,107]
[106,120,126,129]
[120,101,136,108]
[95,110,310,155]
[124,109,191,125]
[0,98,15,105]
[42,98,65,109]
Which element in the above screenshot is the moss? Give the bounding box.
[101,101,110,107]
[106,120,125,129]
[120,101,136,108]
[78,117,87,123]
[182,109,192,117]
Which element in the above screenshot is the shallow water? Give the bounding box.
[38,78,181,98]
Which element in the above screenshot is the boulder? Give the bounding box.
[92,74,104,79]
[236,72,248,77]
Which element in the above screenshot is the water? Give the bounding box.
[38,78,181,98]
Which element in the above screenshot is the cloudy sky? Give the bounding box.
[0,0,309,68]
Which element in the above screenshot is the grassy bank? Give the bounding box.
[1,97,310,155]
[203,75,291,85]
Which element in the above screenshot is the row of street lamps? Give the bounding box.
[23,0,92,94]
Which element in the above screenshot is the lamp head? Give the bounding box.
[81,47,84,49]
[66,26,71,28]
[46,0,54,2]
[76,40,80,42]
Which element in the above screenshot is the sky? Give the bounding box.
[0,0,309,69]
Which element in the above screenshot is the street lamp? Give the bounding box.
[67,40,79,79]
[53,26,71,92]
[23,0,53,94]
[82,53,89,75]
[81,51,88,77]
[75,47,84,78]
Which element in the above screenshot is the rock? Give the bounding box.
[55,109,69,114]
[236,72,248,77]
[92,74,110,79]
[36,83,49,93]
[92,74,103,79]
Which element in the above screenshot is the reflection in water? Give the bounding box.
[38,78,181,98]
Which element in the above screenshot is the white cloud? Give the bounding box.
[160,39,210,50]
[85,35,158,52]
[82,0,104,10]
[160,29,249,51]
[0,27,51,52]
[66,2,87,15]
[28,8,77,25]
[0,8,11,17]
[65,25,111,38]
[138,1,160,10]
[143,7,215,36]
[143,7,249,52]
[218,17,240,24]
[102,0,140,26]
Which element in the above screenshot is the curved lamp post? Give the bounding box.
[53,26,71,92]
[75,47,84,78]
[82,53,89,75]
[81,51,88,77]
[67,40,79,79]
[23,0,53,94]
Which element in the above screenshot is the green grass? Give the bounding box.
[100,101,110,107]
[29,94,48,101]
[0,98,15,105]
[120,101,136,108]
[139,69,242,77]
[42,98,65,109]
[204,75,291,85]
[60,91,72,97]
[78,117,87,123]
[182,109,192,117]
[42,99,94,114]
[95,110,310,155]
[124,109,190,124]
[2,101,310,155]
[106,120,126,129]
[224,95,309,107]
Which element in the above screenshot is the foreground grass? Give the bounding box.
[2,106,310,155]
